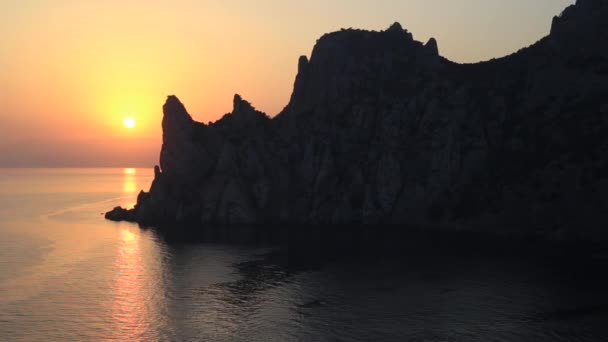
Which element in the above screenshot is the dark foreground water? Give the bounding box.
[0,168,607,341]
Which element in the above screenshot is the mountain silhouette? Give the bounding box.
[107,0,608,242]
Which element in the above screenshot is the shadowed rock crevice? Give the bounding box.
[106,1,608,241]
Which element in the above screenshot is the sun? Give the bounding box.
[123,116,136,129]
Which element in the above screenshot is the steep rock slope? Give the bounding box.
[107,0,608,240]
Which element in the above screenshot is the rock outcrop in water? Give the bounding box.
[106,0,608,241]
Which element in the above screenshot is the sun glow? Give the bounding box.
[123,117,136,129]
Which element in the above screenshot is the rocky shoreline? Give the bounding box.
[107,0,608,242]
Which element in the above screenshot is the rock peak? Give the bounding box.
[166,94,180,102]
[298,55,309,74]
[385,21,413,40]
[162,95,193,148]
[233,94,243,108]
[165,95,183,107]
[233,93,254,113]
[387,22,403,32]
[424,38,439,56]
[163,95,192,121]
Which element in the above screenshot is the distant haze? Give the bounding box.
[0,0,575,167]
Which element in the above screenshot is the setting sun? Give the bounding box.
[123,117,136,129]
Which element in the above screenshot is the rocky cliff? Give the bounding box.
[107,0,608,241]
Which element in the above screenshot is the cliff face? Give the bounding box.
[107,0,608,240]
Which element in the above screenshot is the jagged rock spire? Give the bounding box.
[424,38,439,56]
[233,93,255,113]
[298,55,309,74]
[163,95,192,123]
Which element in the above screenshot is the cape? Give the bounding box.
[107,0,608,241]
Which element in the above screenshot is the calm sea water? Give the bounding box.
[0,168,607,341]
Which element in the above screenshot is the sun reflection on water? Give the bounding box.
[122,180,137,194]
[122,168,137,194]
[111,228,148,341]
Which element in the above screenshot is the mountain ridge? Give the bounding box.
[107,0,608,241]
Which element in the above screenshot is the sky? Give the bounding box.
[0,0,575,167]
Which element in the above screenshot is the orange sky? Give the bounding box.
[0,0,574,167]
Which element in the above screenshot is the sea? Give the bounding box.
[0,168,607,341]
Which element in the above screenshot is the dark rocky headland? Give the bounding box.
[107,0,608,243]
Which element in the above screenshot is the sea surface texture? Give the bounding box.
[1,168,607,341]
